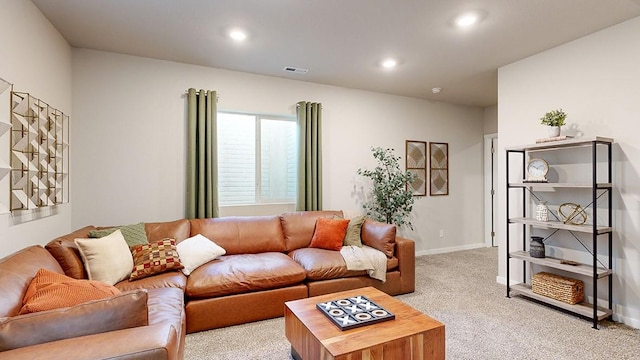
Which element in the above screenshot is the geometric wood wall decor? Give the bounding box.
[405,140,426,196]
[10,91,69,211]
[429,142,448,196]
[0,78,12,213]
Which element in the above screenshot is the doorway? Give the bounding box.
[484,134,498,247]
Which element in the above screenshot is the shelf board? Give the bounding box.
[505,136,613,152]
[509,217,612,234]
[509,251,612,278]
[510,283,612,321]
[509,182,612,189]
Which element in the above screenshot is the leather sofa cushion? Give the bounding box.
[145,219,191,243]
[289,248,399,281]
[189,216,286,255]
[0,246,65,318]
[45,226,96,279]
[361,219,397,257]
[0,289,148,351]
[280,211,344,251]
[115,270,187,292]
[186,253,306,298]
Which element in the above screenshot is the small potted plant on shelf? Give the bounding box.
[540,108,567,138]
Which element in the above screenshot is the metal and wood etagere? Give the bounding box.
[505,136,613,329]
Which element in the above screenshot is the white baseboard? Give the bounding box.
[415,242,487,257]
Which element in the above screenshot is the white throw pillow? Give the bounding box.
[74,229,134,285]
[176,234,226,276]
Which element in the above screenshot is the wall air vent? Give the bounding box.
[283,66,309,74]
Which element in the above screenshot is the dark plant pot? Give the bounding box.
[530,236,545,258]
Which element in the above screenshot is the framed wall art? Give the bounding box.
[429,142,448,196]
[405,140,427,196]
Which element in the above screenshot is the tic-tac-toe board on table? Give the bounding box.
[315,295,395,330]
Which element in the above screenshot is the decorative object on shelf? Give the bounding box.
[429,142,448,196]
[357,147,416,230]
[10,91,69,211]
[558,202,587,225]
[405,140,426,196]
[529,236,545,258]
[535,201,549,222]
[532,272,584,305]
[524,158,549,182]
[539,108,567,138]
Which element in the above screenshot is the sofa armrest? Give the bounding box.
[0,323,180,360]
[395,236,415,293]
[1,290,148,351]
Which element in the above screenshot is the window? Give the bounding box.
[217,112,297,206]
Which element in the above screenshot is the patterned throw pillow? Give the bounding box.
[20,268,121,315]
[129,238,183,281]
[88,222,149,247]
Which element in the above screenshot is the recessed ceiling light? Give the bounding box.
[381,58,398,69]
[455,12,479,27]
[432,87,442,94]
[228,29,247,42]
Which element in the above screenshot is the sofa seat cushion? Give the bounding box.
[115,271,187,292]
[186,253,306,298]
[289,248,399,281]
[146,287,184,331]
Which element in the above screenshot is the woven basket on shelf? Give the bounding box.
[532,272,584,305]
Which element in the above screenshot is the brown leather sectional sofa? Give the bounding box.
[0,211,415,359]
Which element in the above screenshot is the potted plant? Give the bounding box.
[540,108,567,137]
[357,147,416,230]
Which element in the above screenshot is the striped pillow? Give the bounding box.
[129,238,183,281]
[20,268,121,314]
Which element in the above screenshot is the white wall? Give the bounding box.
[72,49,485,254]
[483,105,497,135]
[0,0,72,258]
[498,16,640,328]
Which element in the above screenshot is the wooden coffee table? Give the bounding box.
[284,287,445,360]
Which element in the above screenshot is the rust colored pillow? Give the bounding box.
[309,218,350,251]
[129,238,183,281]
[20,268,121,315]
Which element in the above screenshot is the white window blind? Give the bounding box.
[217,112,297,206]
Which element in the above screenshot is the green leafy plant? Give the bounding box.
[540,108,567,127]
[357,147,416,230]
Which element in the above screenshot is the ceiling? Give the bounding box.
[32,0,640,107]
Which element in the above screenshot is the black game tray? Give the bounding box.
[316,295,395,331]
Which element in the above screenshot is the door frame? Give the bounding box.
[484,133,498,247]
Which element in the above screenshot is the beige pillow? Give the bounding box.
[75,230,134,285]
[343,215,366,247]
[176,234,226,276]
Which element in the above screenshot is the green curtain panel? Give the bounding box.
[296,101,323,211]
[186,88,219,218]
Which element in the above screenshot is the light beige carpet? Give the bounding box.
[184,247,640,359]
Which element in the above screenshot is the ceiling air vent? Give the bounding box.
[283,66,309,74]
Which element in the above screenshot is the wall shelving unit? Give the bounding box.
[505,136,613,329]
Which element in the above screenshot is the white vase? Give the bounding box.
[536,201,549,222]
[548,126,561,138]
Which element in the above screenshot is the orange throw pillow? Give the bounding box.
[20,268,121,314]
[309,218,350,251]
